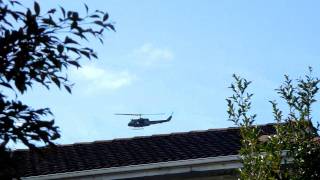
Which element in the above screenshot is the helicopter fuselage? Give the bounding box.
[128,115,172,127]
[128,118,150,127]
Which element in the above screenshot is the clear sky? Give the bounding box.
[16,0,320,146]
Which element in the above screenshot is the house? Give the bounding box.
[14,124,276,180]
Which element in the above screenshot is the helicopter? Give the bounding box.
[115,113,173,128]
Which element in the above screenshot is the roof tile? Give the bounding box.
[14,123,276,177]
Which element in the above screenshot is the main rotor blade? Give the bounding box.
[114,113,141,116]
[141,113,165,115]
[114,113,165,116]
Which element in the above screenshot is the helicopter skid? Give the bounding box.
[131,127,144,130]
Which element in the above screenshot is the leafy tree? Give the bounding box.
[227,68,320,179]
[0,0,114,178]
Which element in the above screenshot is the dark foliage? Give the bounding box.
[227,68,320,179]
[0,0,114,178]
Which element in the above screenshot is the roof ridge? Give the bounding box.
[14,123,277,150]
[55,125,244,146]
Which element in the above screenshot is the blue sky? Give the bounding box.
[16,0,320,146]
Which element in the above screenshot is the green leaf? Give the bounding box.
[94,20,104,26]
[34,1,40,15]
[0,82,12,89]
[106,23,115,31]
[103,13,109,21]
[66,47,80,54]
[71,21,78,29]
[90,14,99,18]
[15,75,26,93]
[42,17,57,26]
[71,12,79,20]
[57,44,64,53]
[27,9,32,18]
[68,60,80,67]
[51,76,60,88]
[64,36,79,44]
[80,50,90,59]
[92,53,98,59]
[48,8,56,14]
[84,3,88,13]
[60,6,65,17]
[64,85,72,93]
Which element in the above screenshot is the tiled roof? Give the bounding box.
[13,124,276,177]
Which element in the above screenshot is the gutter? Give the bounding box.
[22,155,241,180]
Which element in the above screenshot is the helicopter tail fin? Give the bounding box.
[166,113,173,121]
